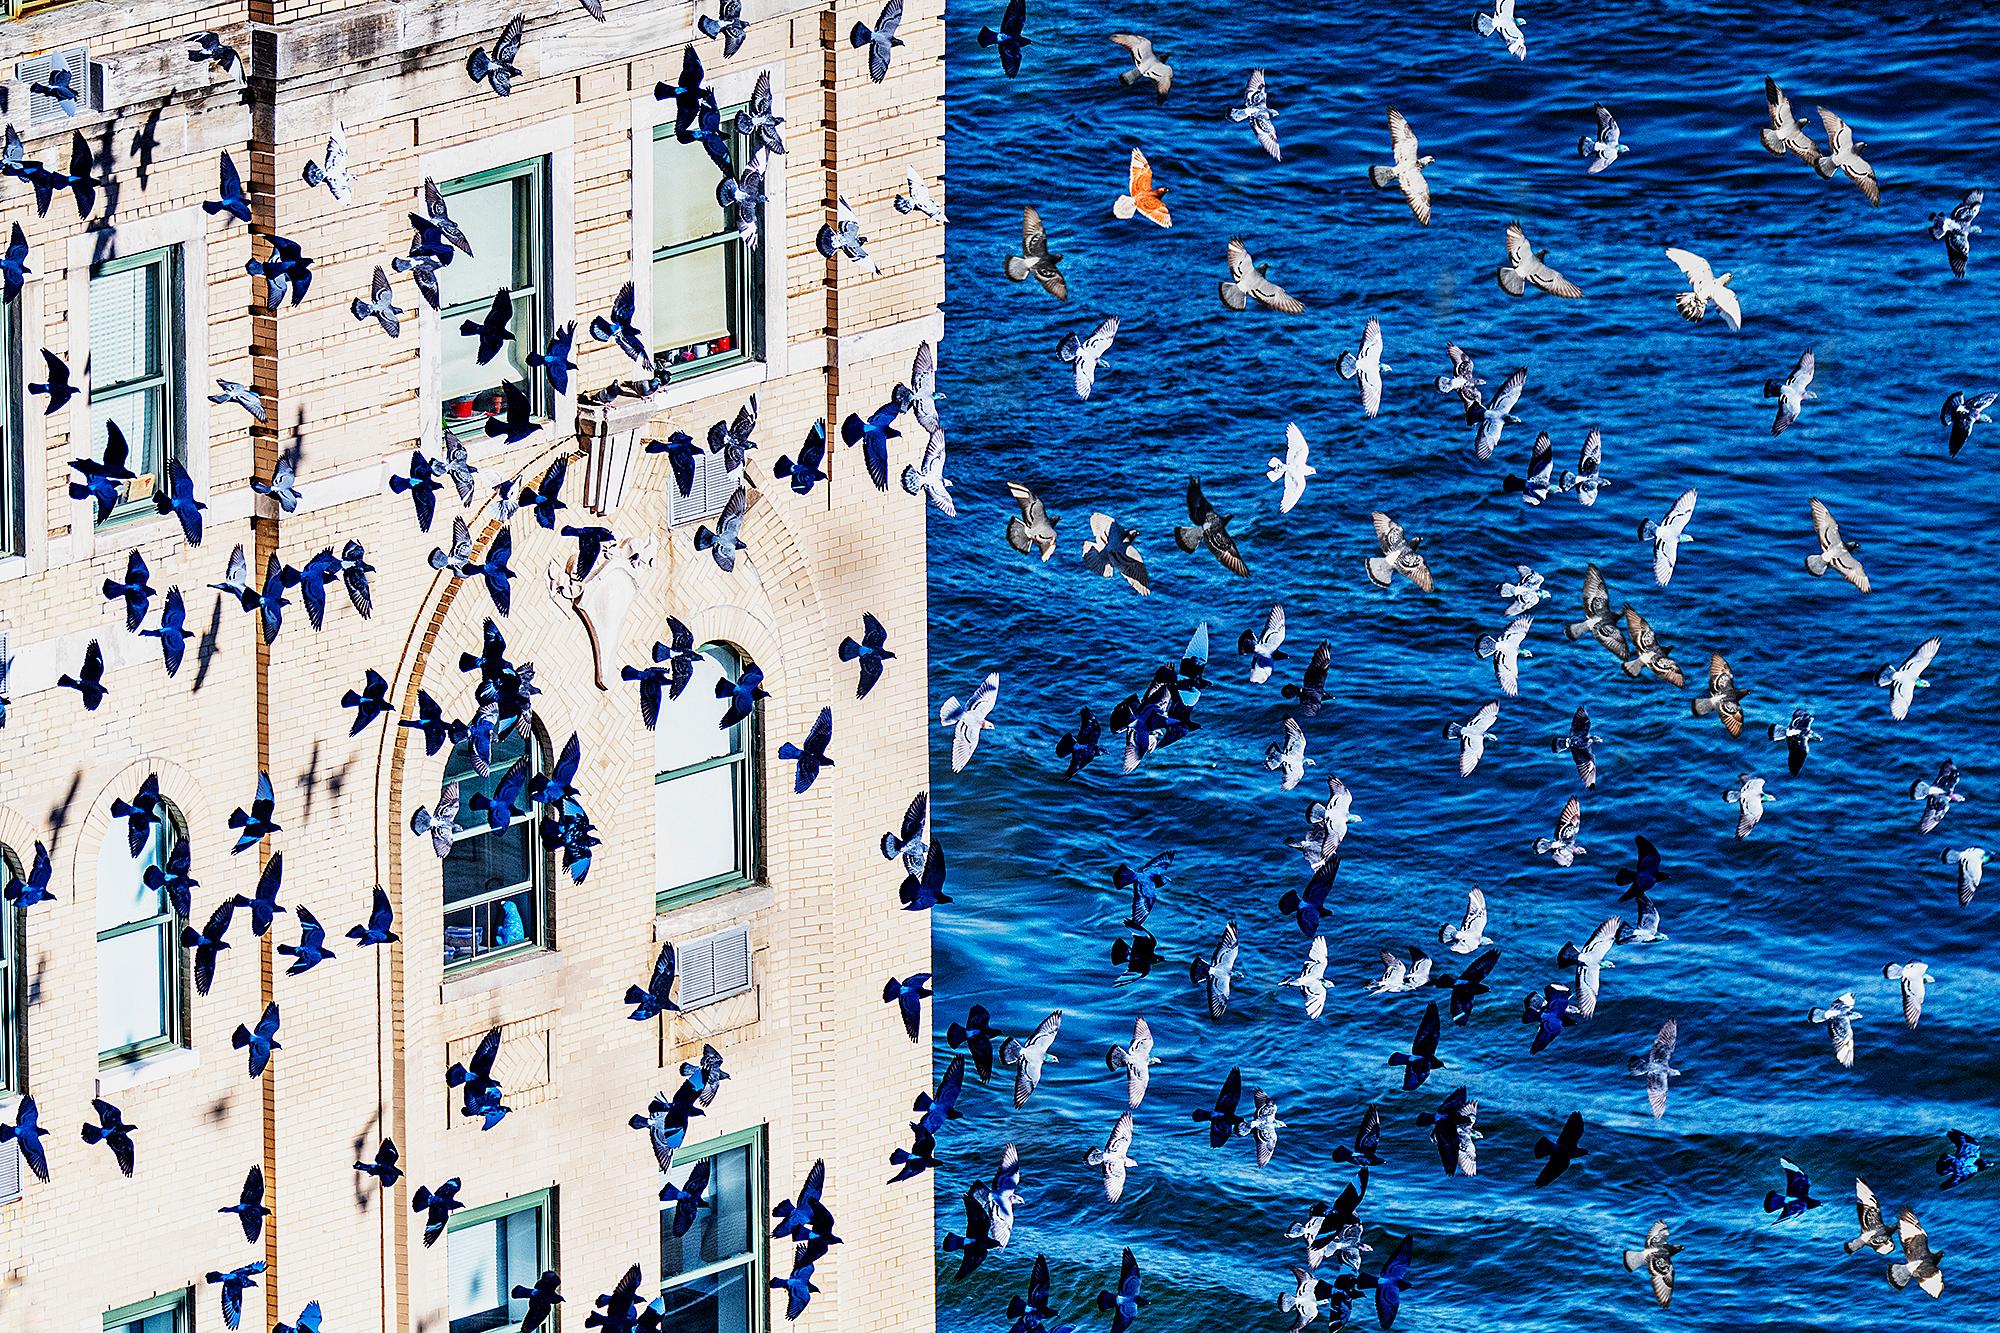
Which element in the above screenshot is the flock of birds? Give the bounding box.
[911,3,1999,1332]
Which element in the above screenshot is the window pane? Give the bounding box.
[442,822,531,908]
[657,764,742,891]
[442,292,537,429]
[651,247,735,365]
[98,924,168,1055]
[654,135,729,249]
[439,175,532,307]
[89,262,161,389]
[450,1205,542,1333]
[439,729,546,968]
[92,387,165,510]
[1,312,19,557]
[656,1266,751,1333]
[108,1308,181,1333]
[96,823,164,932]
[655,652,737,774]
[662,1143,752,1278]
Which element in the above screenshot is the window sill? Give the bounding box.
[652,358,768,412]
[440,947,562,1004]
[97,1045,198,1095]
[0,554,26,584]
[655,881,771,932]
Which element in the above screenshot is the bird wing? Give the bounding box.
[1127,147,1153,197]
[1225,236,1255,282]
[1582,563,1611,618]
[1021,207,1049,258]
[1663,247,1712,285]
[1387,107,1418,166]
[1504,222,1533,267]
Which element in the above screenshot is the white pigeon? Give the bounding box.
[894,168,948,222]
[1082,513,1150,595]
[1437,889,1492,954]
[1561,916,1620,1017]
[1264,716,1313,790]
[1725,775,1771,838]
[303,122,354,200]
[1280,936,1330,1019]
[1533,796,1586,867]
[1876,636,1940,721]
[1943,846,1990,907]
[1085,1111,1136,1202]
[1266,423,1316,513]
[1474,616,1532,695]
[1882,961,1935,1028]
[1336,318,1391,417]
[1057,316,1119,400]
[1663,248,1742,329]
[1497,564,1546,615]
[1240,604,1287,683]
[1808,991,1861,1068]
[900,429,955,515]
[1445,701,1500,776]
[1476,0,1527,58]
[938,673,1000,772]
[1639,488,1697,586]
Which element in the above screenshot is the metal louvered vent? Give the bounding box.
[676,925,752,1010]
[0,1136,20,1205]
[15,48,94,125]
[667,450,740,528]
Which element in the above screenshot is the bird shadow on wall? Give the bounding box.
[190,596,224,694]
[130,107,162,191]
[296,739,353,823]
[43,769,82,856]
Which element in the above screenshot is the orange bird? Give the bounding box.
[1112,148,1172,228]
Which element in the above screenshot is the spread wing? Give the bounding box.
[1504,222,1533,267]
[1021,207,1049,258]
[1663,247,1713,285]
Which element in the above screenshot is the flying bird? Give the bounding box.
[1110,33,1172,97]
[1111,149,1170,227]
[1725,775,1771,838]
[1765,349,1817,435]
[1760,77,1822,165]
[1476,0,1527,58]
[1533,796,1585,866]
[1218,237,1303,313]
[1369,108,1434,225]
[1808,992,1861,1068]
[1174,477,1249,576]
[1445,701,1499,777]
[1000,1010,1062,1108]
[1004,207,1067,300]
[1057,316,1120,400]
[1231,69,1281,160]
[1496,222,1582,298]
[1877,636,1940,720]
[1627,1020,1680,1118]
[1336,319,1391,417]
[1622,1221,1681,1309]
[1266,423,1316,513]
[1691,654,1748,737]
[1578,103,1628,172]
[1366,512,1432,592]
[1813,108,1879,204]
[1664,248,1741,328]
[1882,961,1935,1028]
[1929,189,1982,277]
[1533,1110,1586,1187]
[1888,1209,1945,1298]
[1940,390,1997,457]
[1804,498,1868,591]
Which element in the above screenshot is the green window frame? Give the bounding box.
[651,112,760,381]
[441,720,552,973]
[0,846,20,1095]
[659,1125,767,1333]
[448,1187,556,1333]
[0,298,23,556]
[96,813,187,1067]
[104,1289,191,1333]
[438,158,551,437]
[655,643,761,912]
[88,245,186,527]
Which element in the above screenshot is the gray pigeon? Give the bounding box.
[1846,1179,1895,1255]
[1190,922,1239,1019]
[1230,69,1281,160]
[1218,237,1303,313]
[1929,190,1982,277]
[1626,1019,1679,1118]
[999,1010,1061,1108]
[1622,1221,1681,1309]
[1004,208,1067,300]
[1725,775,1770,838]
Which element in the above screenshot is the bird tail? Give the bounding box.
[1621,658,1643,678]
[1887,1263,1914,1291]
[1621,1249,1646,1271]
[1725,786,1743,802]
[1762,378,1784,399]
[1875,664,1899,688]
[899,464,924,496]
[1218,281,1248,311]
[1638,518,1660,542]
[1557,942,1581,967]
[1112,195,1137,220]
[1189,959,1212,985]
[1533,838,1556,855]
[976,25,998,46]
[849,21,873,46]
[1057,333,1082,363]
[1172,524,1205,553]
[1387,1052,1410,1066]
[1367,164,1396,189]
[1534,1136,1555,1159]
[1577,135,1594,158]
[892,194,915,215]
[1337,350,1360,380]
[1475,634,1500,659]
[304,161,326,188]
[1812,155,1839,179]
[1364,554,1394,587]
[1757,126,1785,154]
[1111,938,1132,965]
[939,697,965,726]
[1496,265,1527,296]
[81,1124,104,1144]
[1803,553,1829,576]
[1444,721,1465,740]
[1475,12,1497,33]
[1673,291,1706,322]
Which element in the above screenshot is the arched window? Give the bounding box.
[0,843,20,1095]
[96,812,186,1065]
[655,643,760,909]
[441,720,551,971]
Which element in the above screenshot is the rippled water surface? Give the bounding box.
[923,2,2000,1329]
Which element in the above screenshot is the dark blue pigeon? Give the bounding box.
[30,66,80,115]
[630,1080,705,1173]
[889,1124,942,1182]
[0,1096,48,1182]
[1333,1104,1384,1167]
[466,14,524,94]
[717,661,768,728]
[0,222,28,302]
[1360,1235,1415,1329]
[446,1026,510,1129]
[1435,947,1501,1025]
[771,1159,841,1252]
[389,449,443,531]
[773,419,829,495]
[220,1165,269,1241]
[468,757,530,832]
[1008,1254,1076,1333]
[841,398,903,491]
[1278,866,1337,936]
[511,1271,563,1333]
[276,907,335,976]
[976,0,1034,76]
[102,550,154,631]
[527,323,578,397]
[1533,1110,1586,1187]
[560,524,615,580]
[23,132,95,218]
[527,731,582,808]
[880,790,929,873]
[1763,1158,1822,1220]
[354,1137,401,1186]
[882,972,931,1042]
[203,151,251,223]
[232,1001,281,1077]
[473,525,516,613]
[204,1261,265,1330]
[1056,706,1103,778]
[1193,1067,1245,1147]
[1097,1248,1147,1333]
[1939,1129,1993,1188]
[898,839,950,911]
[233,852,286,937]
[55,639,107,710]
[1522,983,1574,1054]
[341,668,396,733]
[1616,835,1668,903]
[1110,928,1159,982]
[254,554,296,644]
[273,1301,323,1333]
[693,485,750,573]
[80,1098,136,1176]
[658,46,713,142]
[30,348,78,413]
[659,1156,713,1237]
[1389,1002,1445,1089]
[625,941,680,1020]
[3,841,54,909]
[110,773,164,856]
[411,1177,464,1246]
[586,1265,647,1333]
[246,234,314,309]
[708,397,760,470]
[778,707,834,793]
[399,690,466,756]
[946,1004,1001,1082]
[589,280,651,368]
[485,380,538,447]
[645,430,702,499]
[1418,1088,1475,1176]
[461,287,516,365]
[186,31,242,75]
[623,651,679,730]
[69,421,136,522]
[228,770,280,852]
[153,460,206,545]
[772,1243,822,1321]
[837,613,895,698]
[143,836,197,919]
[913,1056,965,1137]
[680,1043,730,1107]
[513,456,568,528]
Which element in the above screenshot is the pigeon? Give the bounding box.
[347,887,399,948]
[1281,641,1334,717]
[882,973,931,1042]
[205,1263,266,1329]
[1578,103,1628,172]
[1691,654,1749,737]
[1725,775,1771,838]
[1627,1020,1680,1118]
[302,123,354,200]
[3,843,54,910]
[945,1143,1021,1277]
[411,1178,465,1246]
[698,0,745,52]
[1559,917,1621,1017]
[221,1166,271,1242]
[1940,390,1998,457]
[1279,1266,1337,1332]
[1104,1017,1158,1108]
[354,1137,402,1186]
[0,223,27,303]
[778,707,836,793]
[1002,482,1059,561]
[1882,961,1935,1028]
[1438,890,1492,955]
[939,673,1000,772]
[900,431,955,515]
[1004,207,1067,300]
[1496,222,1582,298]
[1110,33,1173,97]
[1877,636,1940,720]
[1082,512,1150,594]
[1436,342,1486,406]
[466,15,525,96]
[589,279,651,367]
[1445,701,1499,777]
[1475,616,1532,696]
[1336,319,1391,417]
[410,782,463,858]
[1369,108,1434,225]
[1620,606,1681,684]
[80,1099,137,1176]
[246,235,314,310]
[1765,350,1817,434]
[1639,488,1698,586]
[1620,895,1665,949]
[1523,983,1575,1053]
[1808,993,1861,1067]
[894,169,947,223]
[1281,936,1331,1019]
[1814,108,1879,204]
[1498,565,1546,616]
[1244,1089,1285,1166]
[1760,77,1822,164]
[1887,1209,1945,1298]
[57,639,108,711]
[1239,604,1288,684]
[1218,237,1303,313]
[1112,149,1170,227]
[1190,922,1239,1020]
[851,0,905,82]
[232,1001,283,1078]
[1265,717,1314,790]
[1388,1002,1445,1090]
[1804,498,1868,592]
[1174,477,1249,575]
[1533,797,1586,866]
[1622,1221,1681,1309]
[1420,1087,1480,1178]
[1943,846,1990,907]
[0,1096,48,1182]
[1470,367,1526,460]
[1929,189,1982,277]
[1057,316,1119,400]
[1847,1179,1896,1255]
[1476,0,1527,58]
[1533,1111,1586,1187]
[1001,1010,1061,1108]
[1556,427,1607,504]
[1366,512,1432,592]
[816,195,879,275]
[1439,949,1502,1024]
[1549,705,1600,787]
[1267,423,1316,513]
[1937,1129,1992,1189]
[1501,431,1554,505]
[898,341,945,431]
[1192,1066,1246,1147]
[1664,248,1741,328]
[1231,69,1282,160]
[1099,1248,1148,1333]
[189,31,243,78]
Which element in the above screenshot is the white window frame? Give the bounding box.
[629,64,790,412]
[0,272,49,580]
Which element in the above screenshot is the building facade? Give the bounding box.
[0,0,941,1329]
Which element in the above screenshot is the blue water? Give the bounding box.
[925,2,2000,1329]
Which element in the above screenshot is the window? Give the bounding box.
[0,844,20,1094]
[449,1190,554,1333]
[96,813,185,1065]
[655,644,759,909]
[442,721,550,970]
[659,1127,765,1333]
[104,1290,190,1333]
[0,298,23,556]
[89,246,186,526]
[439,159,551,435]
[651,117,759,380]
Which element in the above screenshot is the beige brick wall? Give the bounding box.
[0,0,942,1329]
